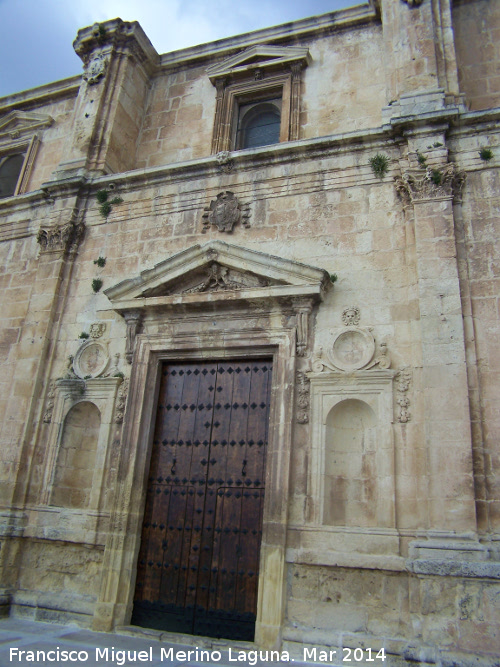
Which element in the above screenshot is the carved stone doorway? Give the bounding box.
[131,358,272,641]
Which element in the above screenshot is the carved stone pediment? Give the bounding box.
[105,241,332,361]
[206,45,311,83]
[0,111,53,143]
[104,240,331,309]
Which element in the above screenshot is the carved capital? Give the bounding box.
[37,222,84,255]
[123,310,142,364]
[395,163,466,204]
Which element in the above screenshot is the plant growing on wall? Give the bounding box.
[92,278,103,293]
[79,332,89,339]
[479,147,493,161]
[94,257,106,267]
[416,152,427,167]
[430,169,442,186]
[96,189,123,219]
[369,154,389,179]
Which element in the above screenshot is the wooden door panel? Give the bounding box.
[133,359,272,640]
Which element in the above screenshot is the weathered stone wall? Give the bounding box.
[453,0,500,111]
[0,1,499,662]
[285,564,500,661]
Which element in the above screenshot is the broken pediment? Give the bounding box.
[0,111,54,143]
[104,240,331,312]
[206,45,311,83]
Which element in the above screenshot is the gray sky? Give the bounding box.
[0,0,359,98]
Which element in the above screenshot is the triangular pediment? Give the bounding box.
[207,45,311,83]
[105,240,330,312]
[0,111,54,142]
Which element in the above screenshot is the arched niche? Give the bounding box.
[323,398,378,527]
[51,401,101,509]
[307,369,397,556]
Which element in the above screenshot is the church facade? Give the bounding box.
[1,0,500,663]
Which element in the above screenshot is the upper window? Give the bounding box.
[236,99,282,150]
[0,152,26,199]
[207,45,310,154]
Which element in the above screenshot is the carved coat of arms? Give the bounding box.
[83,53,108,85]
[202,191,250,233]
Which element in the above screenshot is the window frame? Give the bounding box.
[209,45,309,155]
[0,134,40,199]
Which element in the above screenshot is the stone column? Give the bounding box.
[395,152,477,537]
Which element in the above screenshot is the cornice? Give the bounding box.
[158,4,378,71]
[88,125,394,195]
[0,77,81,114]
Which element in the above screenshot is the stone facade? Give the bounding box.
[0,1,499,664]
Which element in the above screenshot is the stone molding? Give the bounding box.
[40,377,123,522]
[395,162,466,203]
[208,45,310,154]
[94,327,297,649]
[306,369,396,529]
[206,44,311,83]
[73,18,159,76]
[105,241,331,359]
[0,111,53,143]
[407,559,500,579]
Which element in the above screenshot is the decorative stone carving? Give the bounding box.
[83,52,108,85]
[43,381,56,424]
[202,191,250,233]
[293,299,313,357]
[395,163,466,203]
[312,311,391,373]
[216,151,234,173]
[342,306,361,326]
[295,371,310,424]
[182,263,269,294]
[124,310,142,364]
[395,367,412,423]
[114,378,129,424]
[90,322,106,339]
[37,222,84,255]
[73,341,110,379]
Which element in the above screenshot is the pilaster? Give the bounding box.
[53,19,159,179]
[395,143,476,535]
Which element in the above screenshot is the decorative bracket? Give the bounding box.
[124,310,142,364]
[293,298,314,357]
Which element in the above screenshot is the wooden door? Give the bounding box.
[132,359,272,641]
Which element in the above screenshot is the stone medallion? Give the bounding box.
[330,327,375,371]
[73,341,109,378]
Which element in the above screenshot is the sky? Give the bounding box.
[0,0,359,98]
